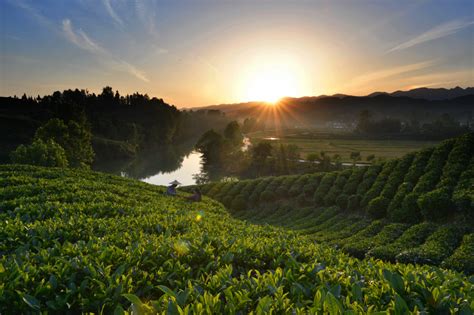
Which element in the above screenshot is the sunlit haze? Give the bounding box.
[1,0,473,106]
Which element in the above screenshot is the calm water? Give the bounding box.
[95,137,249,186]
[139,151,203,186]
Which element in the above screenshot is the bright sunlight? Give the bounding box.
[240,56,304,103]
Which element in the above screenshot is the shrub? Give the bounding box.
[412,140,454,194]
[442,233,474,274]
[222,196,233,207]
[453,190,472,219]
[347,194,361,212]
[342,167,367,195]
[367,196,390,219]
[260,190,276,202]
[396,225,465,265]
[10,139,69,167]
[356,164,382,195]
[392,192,422,223]
[231,195,247,211]
[336,194,349,209]
[368,222,437,262]
[361,160,397,208]
[452,157,473,218]
[296,193,308,206]
[418,188,453,221]
[313,173,336,204]
[436,133,474,193]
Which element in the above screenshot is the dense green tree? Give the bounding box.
[224,121,243,146]
[10,139,68,167]
[195,129,225,165]
[35,118,94,168]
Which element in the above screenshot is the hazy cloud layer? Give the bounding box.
[349,60,435,87]
[388,19,474,52]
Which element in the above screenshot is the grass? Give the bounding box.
[247,130,439,162]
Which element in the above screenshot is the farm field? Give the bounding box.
[195,133,474,273]
[1,162,473,313]
[247,130,439,162]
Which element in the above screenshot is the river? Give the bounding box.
[139,151,203,186]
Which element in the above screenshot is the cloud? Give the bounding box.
[62,19,149,82]
[102,0,124,27]
[135,0,157,35]
[388,19,474,52]
[349,60,435,87]
[10,1,149,82]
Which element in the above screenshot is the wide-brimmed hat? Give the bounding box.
[169,180,181,185]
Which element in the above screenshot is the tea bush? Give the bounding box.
[3,165,473,313]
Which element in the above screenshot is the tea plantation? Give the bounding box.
[1,135,473,313]
[195,134,474,275]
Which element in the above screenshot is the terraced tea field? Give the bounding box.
[1,164,473,313]
[194,133,474,274]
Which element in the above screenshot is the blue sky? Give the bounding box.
[1,0,473,107]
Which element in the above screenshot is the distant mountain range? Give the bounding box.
[198,87,474,111]
[367,86,474,101]
[195,87,473,128]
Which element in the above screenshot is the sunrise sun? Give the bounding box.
[240,56,303,103]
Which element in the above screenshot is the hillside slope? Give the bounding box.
[1,165,472,313]
[194,133,474,272]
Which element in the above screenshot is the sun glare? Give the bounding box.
[241,56,303,103]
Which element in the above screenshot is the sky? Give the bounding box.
[0,0,473,107]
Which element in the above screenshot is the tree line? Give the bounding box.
[194,121,343,182]
[355,110,470,139]
[1,87,230,167]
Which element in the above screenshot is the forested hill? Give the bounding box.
[199,93,474,128]
[191,133,474,272]
[0,87,229,163]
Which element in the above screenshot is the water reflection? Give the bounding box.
[140,151,202,186]
[93,141,203,186]
[94,137,250,186]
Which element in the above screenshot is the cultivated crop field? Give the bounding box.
[196,134,474,273]
[248,130,439,162]
[1,164,473,313]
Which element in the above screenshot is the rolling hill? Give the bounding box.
[191,133,474,273]
[1,148,473,313]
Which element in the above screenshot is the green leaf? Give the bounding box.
[158,285,178,300]
[324,292,343,315]
[176,290,190,307]
[351,283,362,302]
[383,269,405,295]
[49,275,58,289]
[122,293,143,307]
[113,305,125,315]
[394,294,409,315]
[167,299,181,315]
[21,293,41,310]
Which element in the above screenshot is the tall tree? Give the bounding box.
[35,118,94,168]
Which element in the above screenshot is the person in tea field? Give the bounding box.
[166,180,181,196]
[185,188,202,202]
